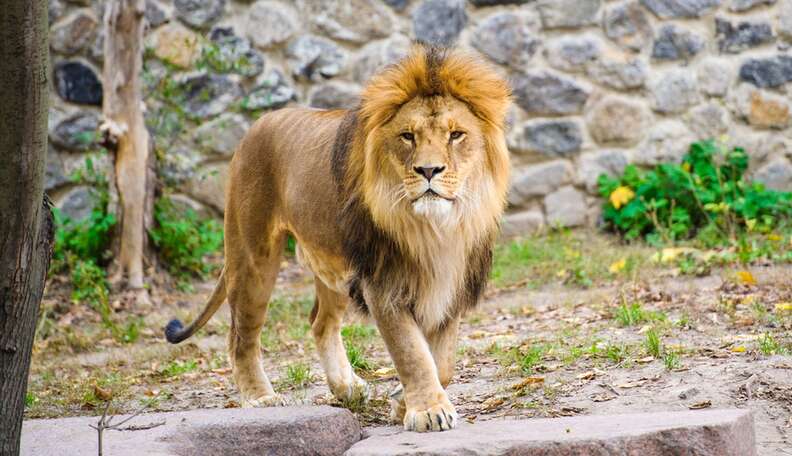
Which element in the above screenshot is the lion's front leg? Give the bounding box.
[372,305,457,432]
[389,316,460,425]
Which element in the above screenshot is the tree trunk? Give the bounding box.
[101,0,152,292]
[0,1,53,455]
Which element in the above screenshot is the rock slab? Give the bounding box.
[22,406,362,456]
[346,409,755,456]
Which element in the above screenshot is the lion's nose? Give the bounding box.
[414,165,445,181]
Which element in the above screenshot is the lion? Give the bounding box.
[164,44,511,432]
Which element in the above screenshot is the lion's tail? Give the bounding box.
[164,267,227,344]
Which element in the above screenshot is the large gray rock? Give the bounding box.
[649,69,701,114]
[585,51,648,89]
[22,406,362,456]
[55,186,95,221]
[780,0,792,39]
[697,58,735,96]
[351,34,411,84]
[50,8,98,55]
[586,95,649,146]
[242,70,296,111]
[652,25,706,61]
[412,0,467,45]
[174,0,225,29]
[602,1,653,51]
[640,0,722,18]
[545,35,601,72]
[754,157,792,190]
[45,146,69,191]
[346,409,756,455]
[193,112,249,156]
[145,0,171,28]
[635,119,694,164]
[207,27,265,78]
[544,186,588,227]
[537,0,601,29]
[739,55,792,87]
[286,35,348,82]
[729,83,792,129]
[472,11,540,70]
[728,0,776,11]
[187,161,230,211]
[245,1,299,49]
[176,72,242,119]
[470,0,531,5]
[716,17,775,53]
[308,81,362,109]
[159,144,202,185]
[511,71,589,115]
[688,102,730,139]
[501,210,545,237]
[510,120,583,157]
[508,160,574,206]
[579,149,630,192]
[49,110,100,151]
[383,0,409,10]
[298,0,394,44]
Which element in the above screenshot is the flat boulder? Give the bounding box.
[22,406,361,456]
[346,409,755,456]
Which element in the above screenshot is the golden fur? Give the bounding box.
[165,44,511,432]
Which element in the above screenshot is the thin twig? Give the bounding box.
[89,400,165,456]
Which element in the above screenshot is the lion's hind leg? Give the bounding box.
[311,279,369,405]
[226,234,286,408]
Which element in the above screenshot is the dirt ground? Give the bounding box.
[26,234,792,455]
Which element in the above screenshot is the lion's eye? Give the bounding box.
[449,131,465,141]
[400,132,414,142]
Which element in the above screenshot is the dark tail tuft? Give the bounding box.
[165,319,187,344]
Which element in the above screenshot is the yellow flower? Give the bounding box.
[682,162,691,172]
[767,233,782,241]
[609,258,627,274]
[609,186,635,209]
[731,346,746,353]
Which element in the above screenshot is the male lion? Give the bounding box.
[164,44,511,432]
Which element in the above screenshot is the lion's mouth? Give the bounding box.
[413,189,455,202]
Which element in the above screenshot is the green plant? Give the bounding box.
[663,351,680,370]
[645,329,661,358]
[758,333,785,355]
[285,362,313,388]
[599,140,792,246]
[160,359,198,377]
[614,301,665,327]
[342,325,377,372]
[149,196,223,287]
[605,343,628,364]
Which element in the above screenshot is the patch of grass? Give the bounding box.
[645,329,661,358]
[285,362,313,389]
[262,294,315,347]
[758,333,786,356]
[25,392,38,408]
[342,325,378,372]
[604,343,629,364]
[613,301,666,327]
[663,351,680,370]
[160,359,199,377]
[490,343,548,375]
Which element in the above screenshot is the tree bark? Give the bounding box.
[0,1,53,455]
[101,0,152,291]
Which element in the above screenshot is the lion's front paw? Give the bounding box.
[403,400,458,432]
[332,374,370,405]
[241,393,285,408]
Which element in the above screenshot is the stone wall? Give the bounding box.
[47,0,792,235]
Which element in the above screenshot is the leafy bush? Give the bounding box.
[599,140,792,246]
[149,196,223,285]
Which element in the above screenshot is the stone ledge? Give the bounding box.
[21,406,361,456]
[345,409,755,456]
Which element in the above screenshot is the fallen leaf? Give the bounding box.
[224,400,239,408]
[616,380,647,389]
[469,330,491,340]
[609,258,627,274]
[93,384,112,401]
[688,400,712,410]
[736,271,756,285]
[731,345,747,353]
[636,356,655,364]
[482,396,505,411]
[512,377,544,390]
[591,393,615,402]
[775,303,792,313]
[576,371,596,380]
[372,367,396,378]
[211,367,231,375]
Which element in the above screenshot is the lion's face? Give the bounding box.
[378,96,487,221]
